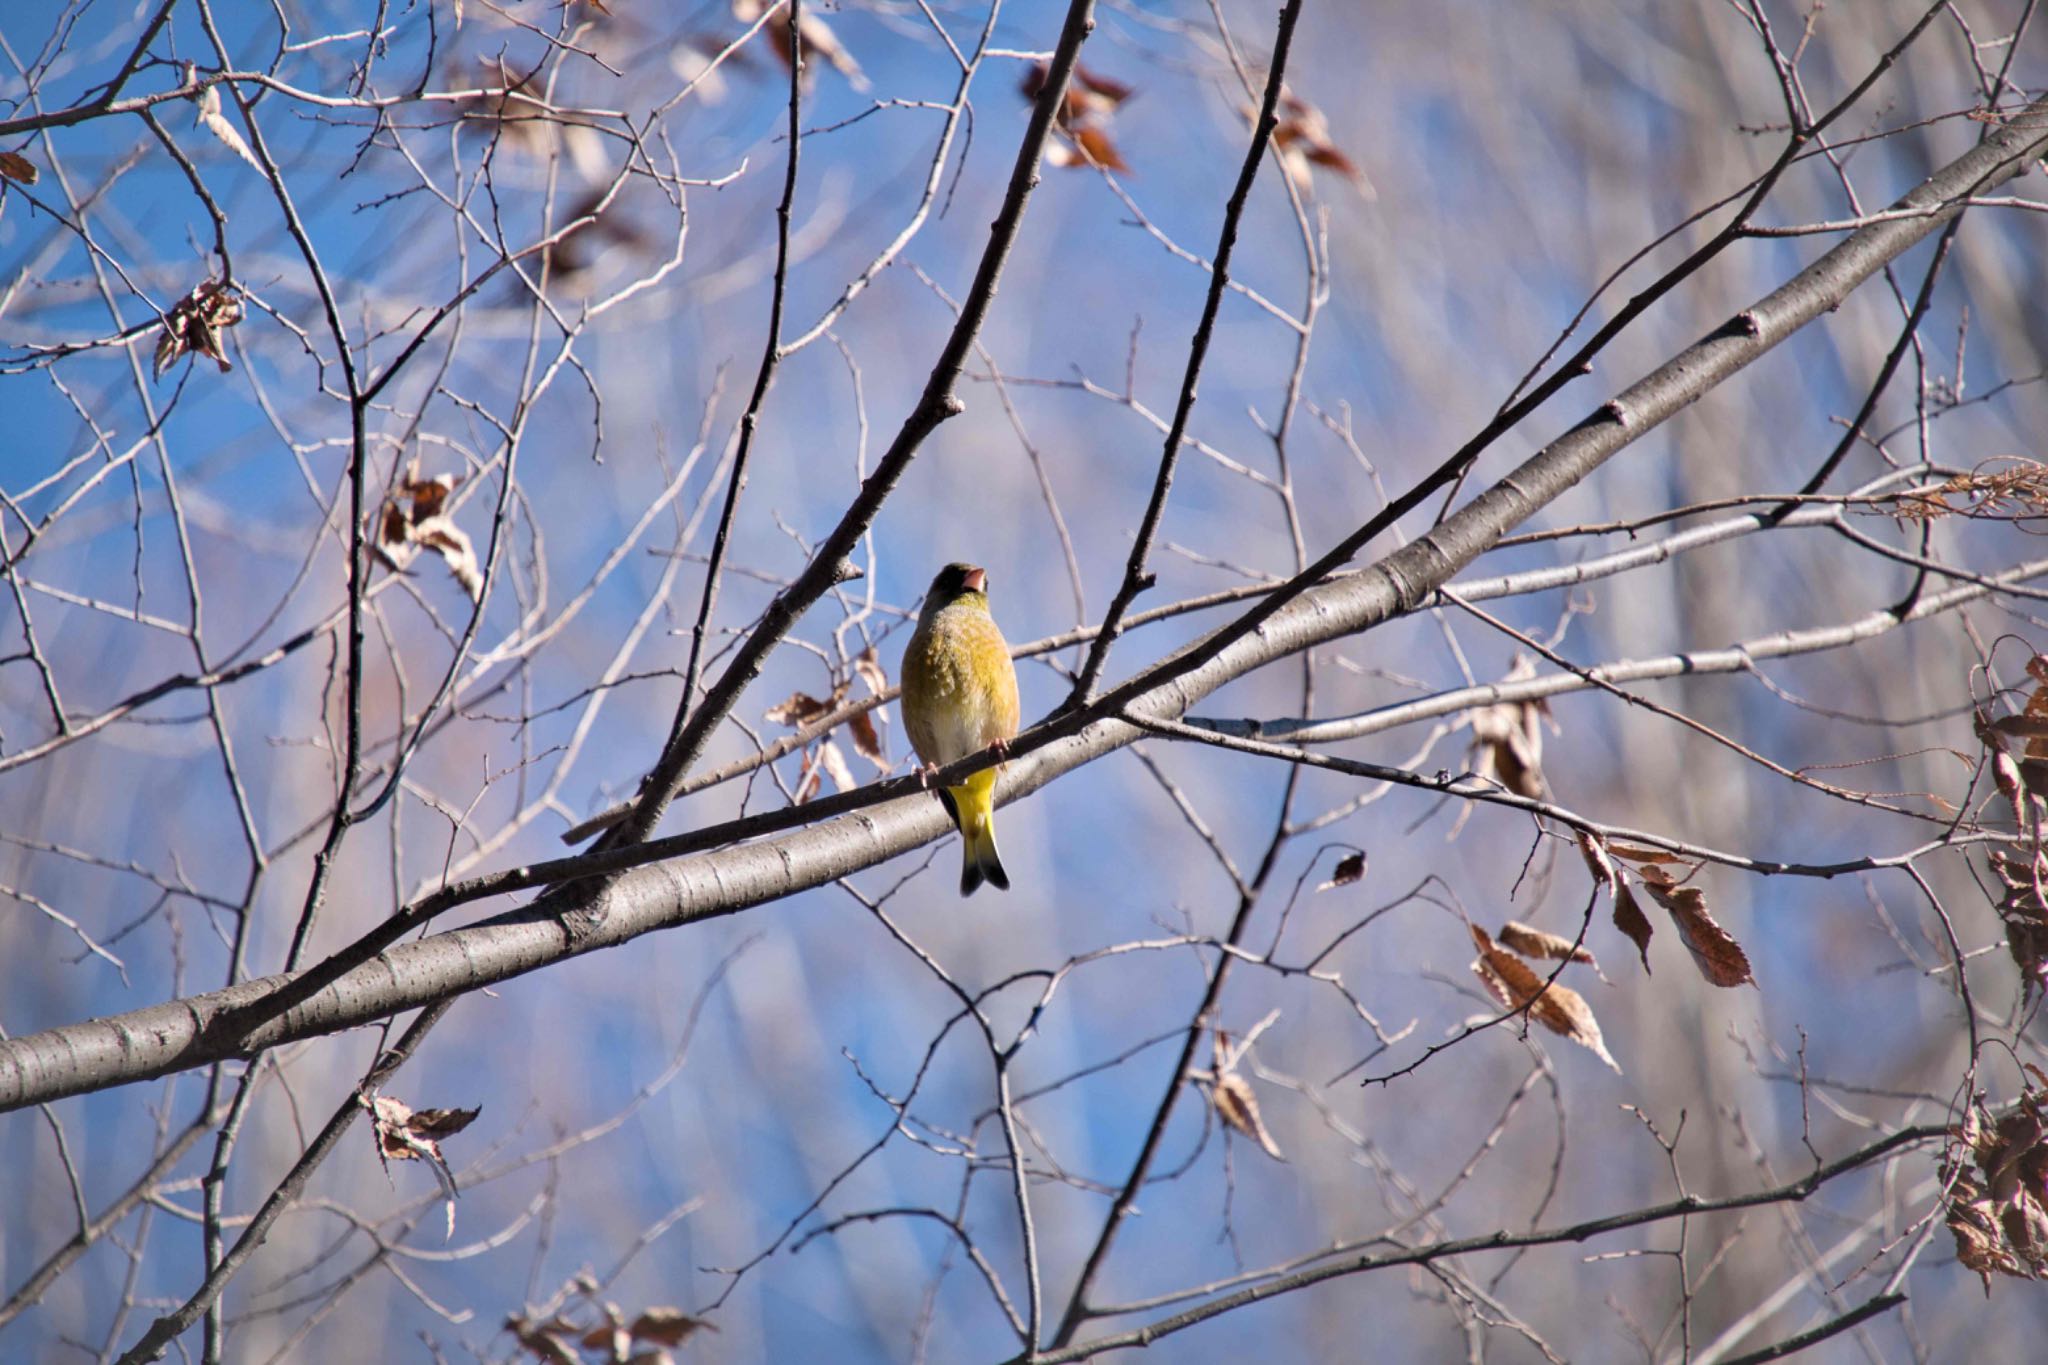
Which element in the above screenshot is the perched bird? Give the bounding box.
[901,563,1022,896]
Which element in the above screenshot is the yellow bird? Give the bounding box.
[901,562,1022,896]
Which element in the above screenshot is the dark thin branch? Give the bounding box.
[0,1104,228,1328]
[1021,1126,1941,1365]
[585,0,1100,851]
[627,0,806,847]
[114,1001,453,1364]
[1718,1292,1907,1365]
[3,92,2042,1114]
[1063,0,1306,707]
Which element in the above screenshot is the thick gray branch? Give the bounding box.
[2,96,2042,1114]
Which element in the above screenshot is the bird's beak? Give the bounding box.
[962,567,987,594]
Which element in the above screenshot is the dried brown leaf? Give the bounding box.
[738,0,869,92]
[629,1307,717,1346]
[1301,141,1365,178]
[847,708,887,769]
[1575,829,1618,894]
[1074,63,1135,105]
[2014,657,2048,780]
[1266,90,1372,197]
[412,515,483,601]
[1025,60,1134,172]
[0,150,36,185]
[377,504,411,556]
[1637,866,1755,988]
[1944,1092,2048,1289]
[1462,655,1553,799]
[1578,830,1653,973]
[764,689,840,727]
[582,1323,628,1352]
[1988,1106,2048,1205]
[372,468,481,599]
[399,470,457,521]
[1065,124,1128,172]
[1498,919,1596,968]
[817,740,857,795]
[1990,854,2048,1002]
[153,279,244,380]
[853,645,888,697]
[1992,715,2048,741]
[1469,925,1621,1072]
[2003,1195,2048,1267]
[368,1095,481,1164]
[1212,1071,1285,1160]
[1896,460,2048,523]
[1951,1191,2019,1291]
[1316,850,1367,892]
[407,1104,483,1140]
[1604,841,1683,866]
[1020,60,1133,117]
[1612,880,1654,975]
[507,1316,581,1365]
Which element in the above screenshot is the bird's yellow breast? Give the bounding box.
[901,603,1020,768]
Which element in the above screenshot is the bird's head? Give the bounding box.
[924,562,990,614]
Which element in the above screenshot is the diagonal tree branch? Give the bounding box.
[0,93,2042,1115]
[1064,0,1307,707]
[1018,1123,1943,1365]
[595,0,1100,852]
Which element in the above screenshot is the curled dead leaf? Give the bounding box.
[847,708,887,769]
[195,82,263,171]
[374,465,482,600]
[1575,829,1618,894]
[1992,715,2048,741]
[1462,655,1554,799]
[1498,919,1597,969]
[630,1307,717,1346]
[1316,850,1367,892]
[1636,865,1754,988]
[1945,1090,2048,1290]
[853,646,888,698]
[1212,1071,1285,1160]
[367,1094,480,1164]
[1612,880,1654,975]
[1988,855,2048,1003]
[1603,841,1684,866]
[848,648,890,768]
[764,688,843,728]
[735,0,869,91]
[1026,60,1134,173]
[1265,89,1373,197]
[507,1315,581,1365]
[0,150,36,185]
[1578,830,1653,973]
[406,1105,484,1139]
[1469,924,1621,1073]
[153,279,244,380]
